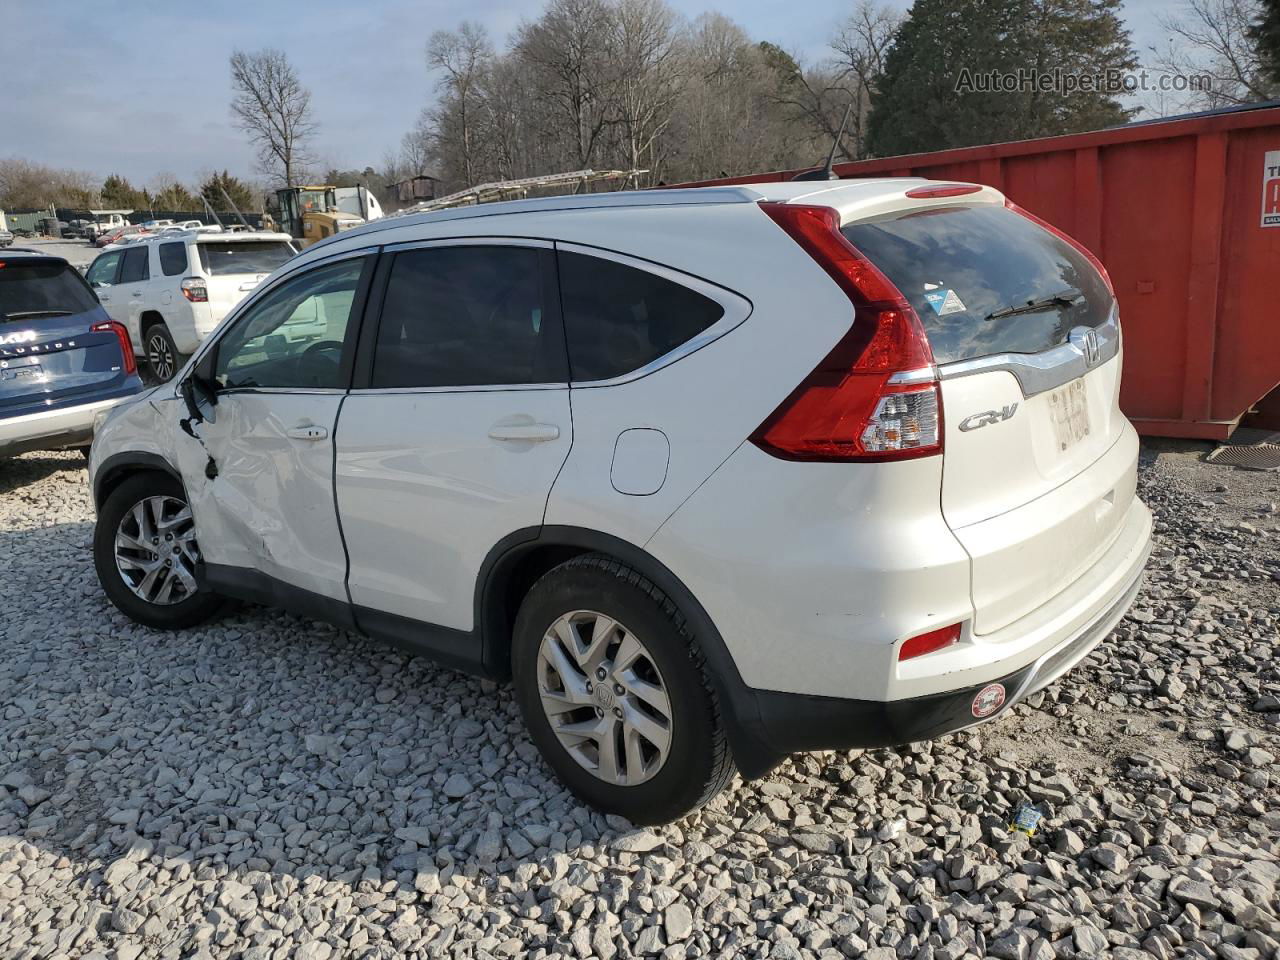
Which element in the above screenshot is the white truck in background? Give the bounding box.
[334,186,383,222]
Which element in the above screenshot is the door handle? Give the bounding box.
[287,424,328,441]
[488,423,560,442]
[131,290,143,296]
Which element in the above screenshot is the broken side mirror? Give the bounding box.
[180,350,219,431]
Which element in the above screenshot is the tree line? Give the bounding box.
[392,0,1279,193]
[5,0,1279,211]
[0,162,261,215]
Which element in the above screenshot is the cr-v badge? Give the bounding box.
[959,403,1019,432]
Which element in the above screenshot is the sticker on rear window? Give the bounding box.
[923,287,966,316]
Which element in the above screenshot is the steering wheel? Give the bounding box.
[302,339,344,359]
[295,339,344,385]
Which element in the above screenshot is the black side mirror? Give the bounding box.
[180,350,219,433]
[191,350,219,407]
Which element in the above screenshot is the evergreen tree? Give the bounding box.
[199,170,258,212]
[100,173,144,208]
[866,0,1137,157]
[1251,0,1280,83]
[151,180,199,212]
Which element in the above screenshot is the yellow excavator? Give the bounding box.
[272,185,369,247]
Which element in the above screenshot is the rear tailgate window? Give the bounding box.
[0,259,98,321]
[198,241,294,277]
[841,204,1112,363]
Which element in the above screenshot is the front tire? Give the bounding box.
[93,472,222,629]
[512,555,735,824]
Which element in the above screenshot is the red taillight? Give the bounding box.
[752,202,941,462]
[181,277,208,302]
[92,320,136,376]
[904,183,983,199]
[1004,199,1114,296]
[898,623,961,661]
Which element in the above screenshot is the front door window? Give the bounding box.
[212,256,368,390]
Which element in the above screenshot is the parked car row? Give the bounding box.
[87,180,1152,822]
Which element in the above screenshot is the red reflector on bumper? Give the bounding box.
[898,623,961,661]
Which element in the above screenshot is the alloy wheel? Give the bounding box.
[147,333,175,381]
[536,610,673,786]
[114,495,200,605]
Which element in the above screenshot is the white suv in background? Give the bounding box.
[86,230,296,380]
[88,181,1151,823]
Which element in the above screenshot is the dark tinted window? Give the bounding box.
[213,257,367,390]
[841,205,1113,364]
[558,252,724,382]
[0,259,98,320]
[86,252,122,287]
[371,246,559,388]
[159,242,188,276]
[119,246,149,284]
[198,241,294,276]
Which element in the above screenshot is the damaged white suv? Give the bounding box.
[89,180,1151,823]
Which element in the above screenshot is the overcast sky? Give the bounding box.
[7,0,1176,186]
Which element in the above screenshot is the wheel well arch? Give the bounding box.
[475,525,775,774]
[139,310,167,334]
[93,452,183,512]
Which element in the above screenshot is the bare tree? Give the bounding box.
[398,129,432,177]
[515,0,617,170]
[0,157,99,209]
[770,1,900,163]
[229,49,317,187]
[609,0,685,183]
[1156,0,1278,105]
[426,23,493,186]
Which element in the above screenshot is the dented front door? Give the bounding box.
[172,391,348,602]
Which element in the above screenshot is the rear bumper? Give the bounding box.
[0,388,141,458]
[737,496,1151,772]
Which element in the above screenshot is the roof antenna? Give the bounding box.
[792,102,853,181]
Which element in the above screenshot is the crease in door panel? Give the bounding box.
[332,393,357,612]
[541,385,575,529]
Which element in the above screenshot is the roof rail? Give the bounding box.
[306,183,762,254]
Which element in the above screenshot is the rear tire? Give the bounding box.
[143,322,183,383]
[512,555,735,824]
[93,472,223,629]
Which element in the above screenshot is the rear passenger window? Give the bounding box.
[159,242,187,276]
[370,245,561,388]
[558,252,724,382]
[119,246,149,284]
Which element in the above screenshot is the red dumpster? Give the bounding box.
[674,104,1280,440]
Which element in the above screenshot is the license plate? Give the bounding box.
[1048,379,1090,452]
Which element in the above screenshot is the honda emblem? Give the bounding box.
[1071,327,1102,367]
[1082,329,1100,366]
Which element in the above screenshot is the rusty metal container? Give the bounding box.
[676,104,1280,439]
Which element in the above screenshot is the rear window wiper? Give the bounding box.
[2,310,75,320]
[984,289,1082,322]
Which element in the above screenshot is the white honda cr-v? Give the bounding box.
[89,180,1151,823]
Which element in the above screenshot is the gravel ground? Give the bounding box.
[10,236,102,270]
[1,441,1277,960]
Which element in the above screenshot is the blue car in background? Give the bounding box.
[0,249,143,459]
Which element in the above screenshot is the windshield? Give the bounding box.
[0,259,98,321]
[841,204,1113,363]
[198,241,294,277]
